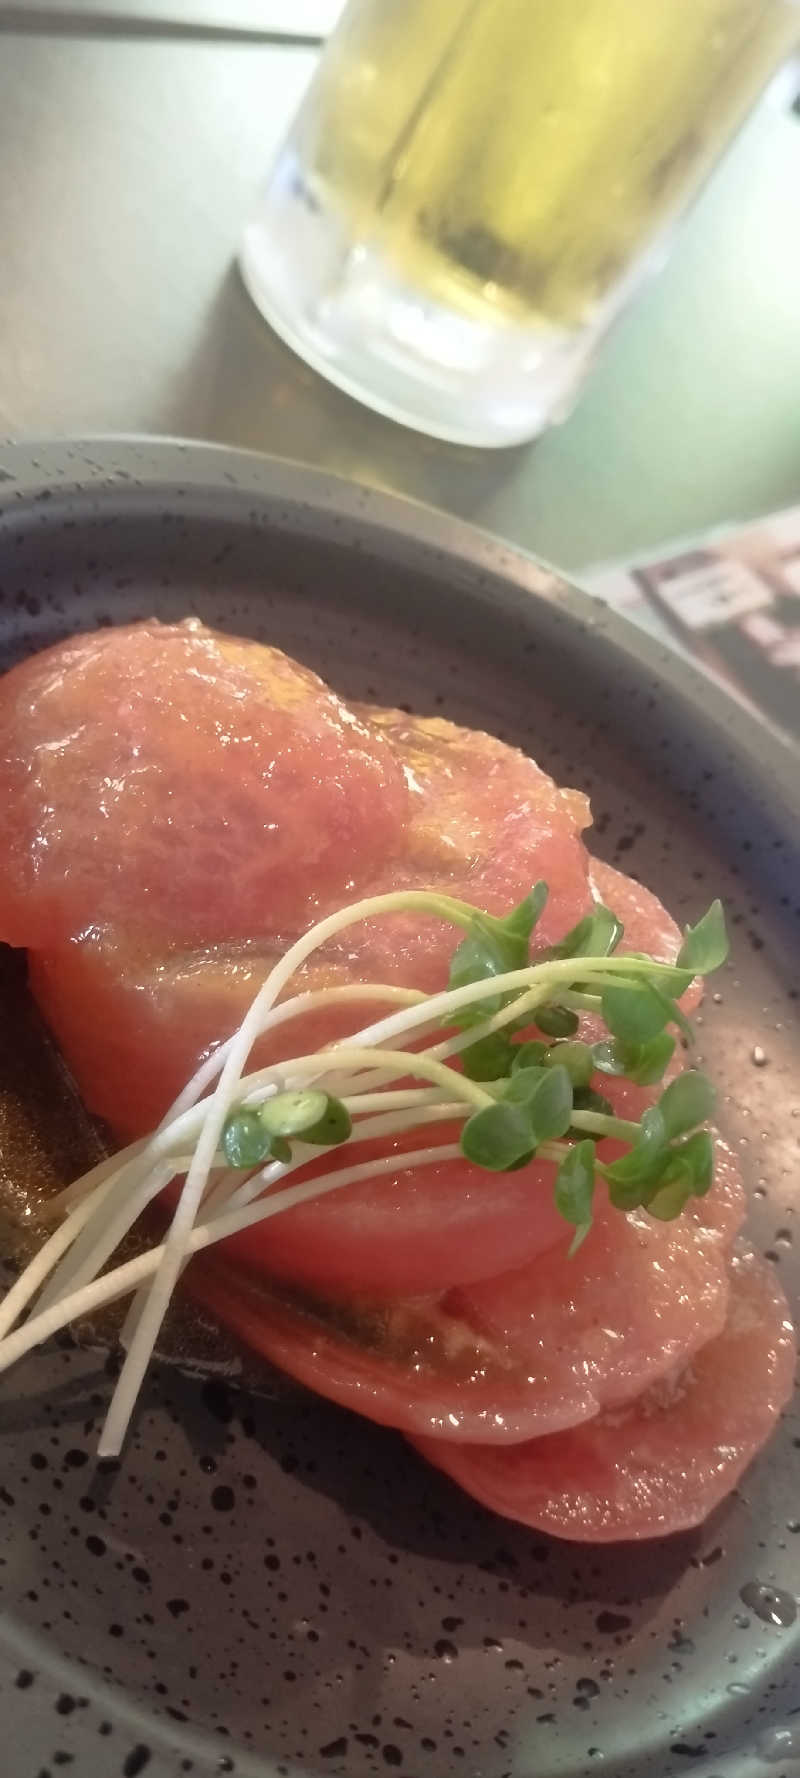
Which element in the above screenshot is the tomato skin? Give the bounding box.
[0,620,409,949]
[5,620,781,1544]
[28,938,375,1142]
[182,1147,744,1451]
[31,915,711,1300]
[412,1250,796,1542]
[219,1125,573,1296]
[182,1254,556,1444]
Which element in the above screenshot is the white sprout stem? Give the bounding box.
[270,950,668,1078]
[0,875,691,1454]
[119,1094,464,1348]
[108,1039,491,1449]
[34,1159,180,1318]
[221,1100,467,1215]
[2,1044,453,1342]
[57,985,425,1229]
[571,1111,639,1141]
[422,983,554,1065]
[95,898,462,1456]
[0,1171,118,1341]
[39,948,668,1239]
[41,1139,151,1224]
[164,981,426,1124]
[0,1143,463,1404]
[0,959,633,1340]
[32,977,465,1333]
[0,1124,584,1396]
[268,1046,492,1108]
[343,1087,450,1113]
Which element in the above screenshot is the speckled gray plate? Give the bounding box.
[0,439,798,1778]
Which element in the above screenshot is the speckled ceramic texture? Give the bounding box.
[0,440,798,1778]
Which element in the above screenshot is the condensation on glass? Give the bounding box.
[241,0,799,446]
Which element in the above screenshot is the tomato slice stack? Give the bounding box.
[0,619,793,1540]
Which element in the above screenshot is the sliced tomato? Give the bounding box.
[588,856,703,1010]
[0,620,409,949]
[217,1075,702,1297]
[31,918,715,1297]
[28,938,386,1140]
[222,1124,573,1296]
[413,1250,795,1541]
[447,1141,745,1410]
[183,1154,742,1444]
[345,709,595,980]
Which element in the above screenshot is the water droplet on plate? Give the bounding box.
[757,1723,800,1764]
[739,1580,797,1627]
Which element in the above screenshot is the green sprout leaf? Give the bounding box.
[626,1031,677,1084]
[222,1109,272,1170]
[549,905,624,960]
[486,882,550,947]
[447,883,548,1024]
[603,1104,668,1196]
[543,1039,594,1089]
[459,1030,518,1081]
[645,1130,714,1217]
[590,1038,629,1077]
[460,1100,538,1172]
[601,979,670,1045]
[676,899,729,976]
[502,1065,545,1102]
[535,1003,580,1038]
[529,1064,576,1141]
[645,1174,694,1221]
[554,1139,596,1253]
[646,980,695,1041]
[591,1031,676,1085]
[571,1085,615,1120]
[299,1094,353,1147]
[461,1062,573,1170]
[658,1070,715,1139]
[446,934,510,1022]
[510,1040,549,1073]
[623,955,694,997]
[504,1062,574,1142]
[260,1089,330,1139]
[669,1128,714,1196]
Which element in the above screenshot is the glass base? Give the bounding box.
[240,147,603,449]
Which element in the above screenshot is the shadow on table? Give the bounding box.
[156,263,533,524]
[0,6,321,44]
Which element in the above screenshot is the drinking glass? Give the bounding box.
[241,0,798,447]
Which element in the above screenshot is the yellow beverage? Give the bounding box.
[297,0,796,329]
[242,0,798,442]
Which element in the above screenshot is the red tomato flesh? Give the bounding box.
[1,619,785,1544]
[182,1149,743,1446]
[413,1250,795,1541]
[0,619,409,949]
